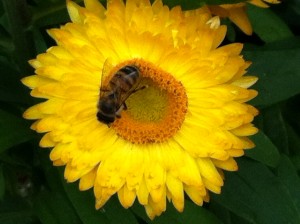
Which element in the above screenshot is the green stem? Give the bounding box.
[2,0,35,76]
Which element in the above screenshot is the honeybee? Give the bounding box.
[97,63,144,125]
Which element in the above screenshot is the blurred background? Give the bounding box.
[0,0,300,223]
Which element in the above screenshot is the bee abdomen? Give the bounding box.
[111,66,140,92]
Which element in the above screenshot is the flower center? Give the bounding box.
[111,59,188,144]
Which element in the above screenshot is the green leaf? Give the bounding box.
[285,122,300,157]
[160,0,203,10]
[0,166,4,199]
[259,105,289,153]
[34,153,83,224]
[246,131,280,167]
[243,42,300,106]
[248,4,293,43]
[31,0,89,27]
[0,109,35,153]
[291,155,300,171]
[0,195,35,224]
[38,151,67,194]
[206,0,248,4]
[256,36,300,50]
[60,173,110,224]
[0,58,33,104]
[0,211,34,224]
[223,19,236,43]
[41,152,134,224]
[0,26,13,56]
[153,0,248,10]
[277,155,300,221]
[103,196,139,224]
[209,201,231,224]
[132,200,222,224]
[2,0,35,75]
[173,200,222,224]
[32,28,48,54]
[32,2,70,27]
[230,213,253,224]
[212,158,300,224]
[34,195,58,224]
[131,202,152,224]
[30,0,248,16]
[34,190,81,224]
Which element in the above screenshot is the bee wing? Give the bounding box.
[100,58,114,98]
[118,77,143,108]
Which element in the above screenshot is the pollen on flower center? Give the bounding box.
[111,59,188,144]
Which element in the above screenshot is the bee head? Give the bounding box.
[96,111,115,125]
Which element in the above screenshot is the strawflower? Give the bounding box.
[22,0,258,219]
[209,0,281,35]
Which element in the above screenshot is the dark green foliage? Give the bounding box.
[0,0,300,223]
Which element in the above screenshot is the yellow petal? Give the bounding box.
[212,157,238,171]
[40,132,56,147]
[232,76,258,88]
[84,0,106,18]
[196,158,224,186]
[249,0,270,8]
[79,167,97,190]
[166,174,184,212]
[203,178,222,194]
[67,0,84,24]
[118,184,136,208]
[228,6,253,35]
[185,185,205,206]
[231,123,259,136]
[137,178,149,205]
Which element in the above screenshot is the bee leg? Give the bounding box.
[132,85,148,93]
[116,104,125,118]
[116,111,122,118]
[123,103,128,110]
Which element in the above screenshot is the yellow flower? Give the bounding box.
[22,0,258,219]
[209,0,281,35]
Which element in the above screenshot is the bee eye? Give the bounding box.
[100,101,116,113]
